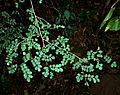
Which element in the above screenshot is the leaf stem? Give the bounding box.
[30,0,45,47]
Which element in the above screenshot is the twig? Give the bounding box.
[43,39,81,60]
[30,1,77,60]
[30,0,45,47]
[111,0,119,8]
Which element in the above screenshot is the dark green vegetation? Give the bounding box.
[0,0,120,95]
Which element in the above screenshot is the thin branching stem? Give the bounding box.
[43,39,81,60]
[30,0,45,47]
[29,0,81,60]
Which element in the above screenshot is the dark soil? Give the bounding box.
[0,0,120,95]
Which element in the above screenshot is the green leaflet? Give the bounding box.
[21,63,33,82]
[96,63,103,70]
[100,7,116,30]
[39,0,43,4]
[111,61,117,68]
[100,0,120,32]
[42,67,49,78]
[104,55,112,64]
[63,10,71,21]
[31,56,42,72]
[8,64,18,74]
[23,53,31,62]
[76,73,84,82]
[19,0,25,3]
[105,16,120,31]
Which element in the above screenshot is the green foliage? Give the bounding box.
[31,56,42,72]
[73,47,119,86]
[8,64,18,74]
[1,0,120,87]
[95,62,103,70]
[104,55,112,64]
[100,7,116,29]
[39,0,43,4]
[0,11,23,54]
[105,16,120,31]
[42,67,49,78]
[19,0,25,3]
[85,74,100,86]
[73,47,102,85]
[81,63,94,72]
[76,73,84,82]
[3,1,67,82]
[76,73,100,86]
[111,61,117,68]
[100,0,120,32]
[104,55,118,69]
[55,5,76,35]
[21,63,33,82]
[5,39,19,66]
[15,0,25,8]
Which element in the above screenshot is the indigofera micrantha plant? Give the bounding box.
[2,0,120,86]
